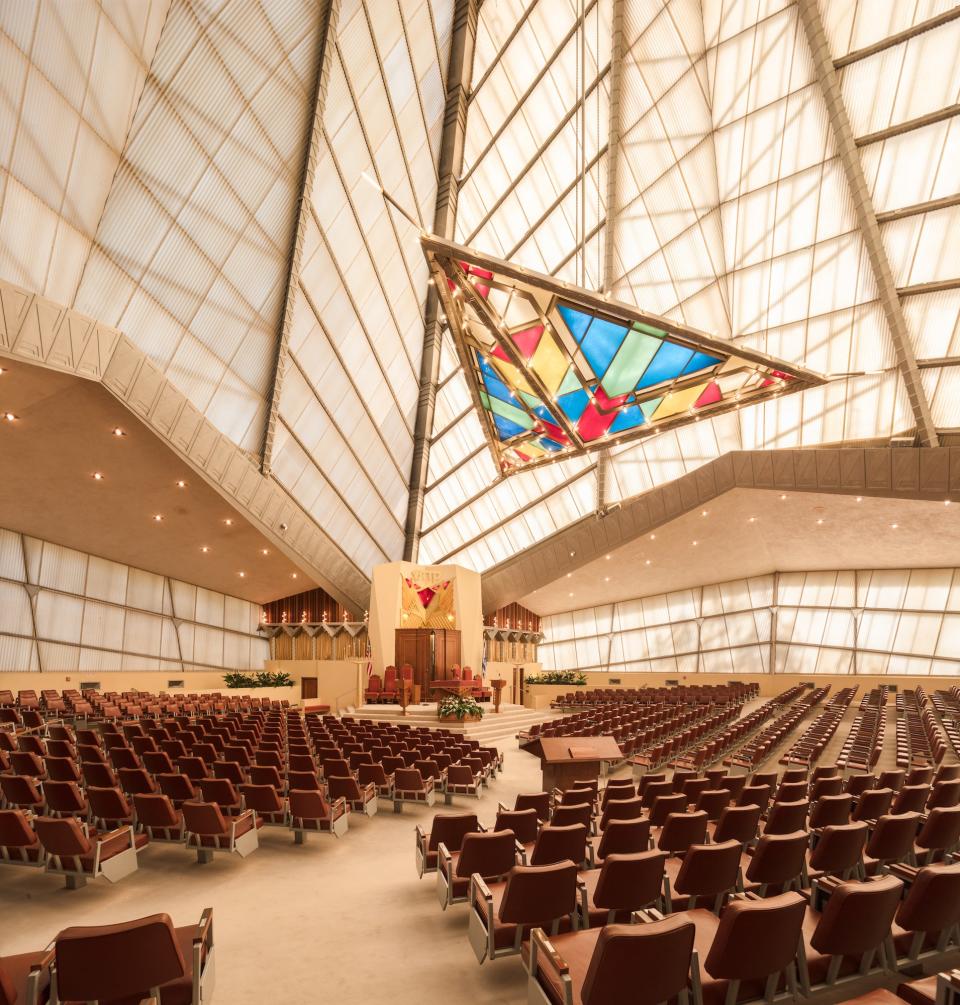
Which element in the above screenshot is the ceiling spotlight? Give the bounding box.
[856,496,863,502]
[604,576,610,582]
[891,523,899,529]
[238,571,246,578]
[569,550,575,557]
[0,367,5,374]
[692,540,698,546]
[568,592,574,597]
[291,573,298,579]
[701,510,708,517]
[224,518,233,526]
[779,494,787,500]
[748,516,756,523]
[650,534,656,540]
[566,573,572,578]
[645,559,651,566]
[112,427,125,437]
[816,518,824,525]
[92,472,104,481]
[200,546,210,553]
[3,412,17,422]
[605,554,611,560]
[152,514,163,522]
[176,480,187,488]
[945,500,952,507]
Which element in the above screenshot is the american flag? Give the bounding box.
[481,634,487,680]
[364,635,372,680]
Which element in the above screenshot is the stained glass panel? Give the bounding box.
[424,236,823,475]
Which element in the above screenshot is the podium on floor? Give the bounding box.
[538,737,623,791]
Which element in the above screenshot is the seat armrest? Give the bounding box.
[195,907,214,949]
[231,809,255,837]
[437,841,452,877]
[97,825,134,857]
[530,927,568,976]
[515,838,527,865]
[331,796,348,820]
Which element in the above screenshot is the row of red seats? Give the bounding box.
[549,682,758,711]
[777,688,858,767]
[837,690,888,771]
[932,686,960,757]
[897,688,948,767]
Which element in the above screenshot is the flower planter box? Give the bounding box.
[439,714,482,723]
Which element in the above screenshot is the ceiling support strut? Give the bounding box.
[797,0,939,448]
[403,0,479,561]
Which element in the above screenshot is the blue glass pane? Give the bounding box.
[610,406,646,433]
[477,352,498,380]
[493,414,526,440]
[532,403,559,423]
[681,350,723,376]
[556,388,590,422]
[539,437,564,452]
[581,317,629,377]
[557,304,592,343]
[636,342,695,389]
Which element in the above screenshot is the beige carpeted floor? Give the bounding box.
[2,694,955,1003]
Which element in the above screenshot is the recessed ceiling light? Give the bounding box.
[645,560,651,566]
[779,494,787,500]
[891,523,899,529]
[701,510,708,517]
[605,554,611,560]
[650,533,656,540]
[291,573,298,579]
[816,518,824,525]
[112,427,125,437]
[261,549,269,556]
[152,514,163,522]
[92,472,104,481]
[224,518,233,526]
[566,573,572,578]
[569,550,575,557]
[200,546,210,553]
[0,367,5,374]
[238,571,246,578]
[856,496,863,503]
[176,480,187,488]
[692,540,698,546]
[748,516,756,523]
[604,576,610,582]
[568,592,573,597]
[945,500,952,507]
[4,412,17,422]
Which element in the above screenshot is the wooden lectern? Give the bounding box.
[539,737,623,791]
[490,678,506,713]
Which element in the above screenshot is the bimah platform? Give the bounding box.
[539,736,623,790]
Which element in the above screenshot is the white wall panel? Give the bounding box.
[0,526,266,671]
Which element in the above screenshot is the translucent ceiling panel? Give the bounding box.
[74,1,326,453]
[0,0,170,302]
[274,0,454,577]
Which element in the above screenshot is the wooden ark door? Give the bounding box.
[301,677,318,700]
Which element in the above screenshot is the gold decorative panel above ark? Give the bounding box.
[401,573,456,629]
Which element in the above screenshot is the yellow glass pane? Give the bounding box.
[530,332,569,394]
[492,355,534,395]
[653,382,708,420]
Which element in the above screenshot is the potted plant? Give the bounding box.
[438,693,484,723]
[526,670,588,686]
[222,671,294,689]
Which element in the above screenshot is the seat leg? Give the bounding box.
[65,874,87,890]
[196,848,214,865]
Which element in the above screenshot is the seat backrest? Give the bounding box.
[714,804,762,845]
[809,794,852,829]
[650,793,687,827]
[737,784,771,811]
[456,830,517,879]
[809,822,868,875]
[596,818,651,860]
[593,850,666,910]
[929,780,960,809]
[674,840,741,897]
[601,796,644,826]
[33,816,91,856]
[866,812,921,861]
[746,830,808,885]
[917,805,960,852]
[289,788,331,819]
[495,808,539,845]
[657,811,708,854]
[429,812,479,853]
[182,799,228,836]
[531,823,587,866]
[581,916,695,1005]
[239,783,283,812]
[810,875,903,956]
[552,802,592,830]
[498,861,579,923]
[895,861,960,934]
[0,808,39,848]
[810,777,844,801]
[704,891,807,980]
[776,781,807,803]
[854,787,894,820]
[55,913,186,1002]
[132,794,179,827]
[764,800,809,835]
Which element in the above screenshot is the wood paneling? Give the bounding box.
[263,587,357,624]
[485,603,541,632]
[394,628,461,692]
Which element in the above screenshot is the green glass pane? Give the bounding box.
[633,320,668,338]
[602,330,662,396]
[557,367,581,397]
[479,390,491,410]
[489,396,533,429]
[639,397,663,419]
[520,391,541,408]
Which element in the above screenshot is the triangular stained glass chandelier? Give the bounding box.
[422,235,824,477]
